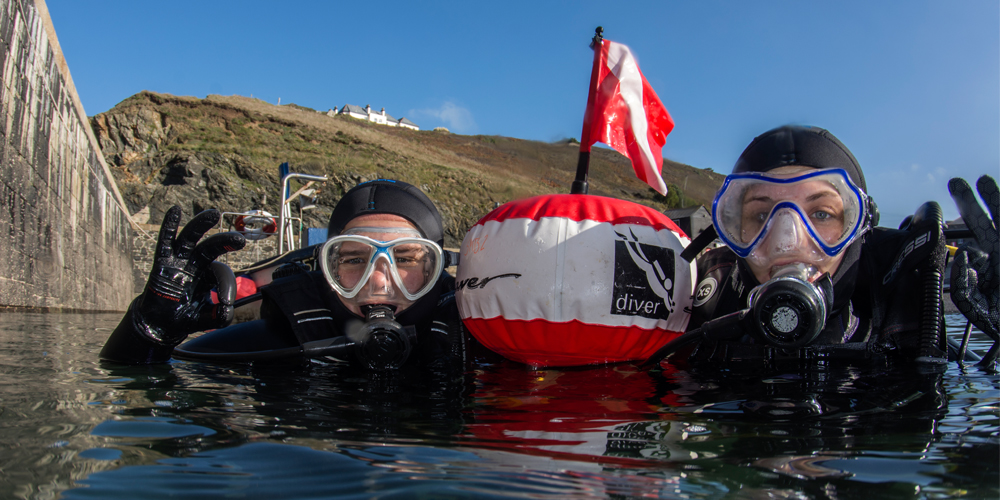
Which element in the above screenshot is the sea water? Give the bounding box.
[0,312,996,499]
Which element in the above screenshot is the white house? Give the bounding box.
[397,117,419,131]
[328,104,420,131]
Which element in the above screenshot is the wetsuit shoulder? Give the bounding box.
[689,247,742,330]
[175,318,298,358]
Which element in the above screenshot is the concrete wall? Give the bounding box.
[0,0,134,311]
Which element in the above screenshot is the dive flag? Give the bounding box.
[580,39,674,195]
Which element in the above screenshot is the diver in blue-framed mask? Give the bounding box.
[647,125,990,370]
[708,166,873,348]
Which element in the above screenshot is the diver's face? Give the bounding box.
[742,166,847,284]
[337,214,429,316]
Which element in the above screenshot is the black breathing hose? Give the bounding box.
[173,337,355,363]
[918,263,946,361]
[640,327,705,368]
[915,202,948,363]
[641,309,748,368]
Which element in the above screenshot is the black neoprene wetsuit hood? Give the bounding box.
[327,179,445,247]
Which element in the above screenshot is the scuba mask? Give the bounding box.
[713,168,870,279]
[318,227,444,311]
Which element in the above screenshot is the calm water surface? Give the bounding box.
[0,312,996,499]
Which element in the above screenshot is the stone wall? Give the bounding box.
[131,224,281,293]
[0,0,134,311]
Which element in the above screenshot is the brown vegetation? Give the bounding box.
[93,91,725,248]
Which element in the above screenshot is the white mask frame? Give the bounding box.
[318,234,444,302]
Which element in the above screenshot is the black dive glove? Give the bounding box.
[948,175,999,343]
[101,207,246,363]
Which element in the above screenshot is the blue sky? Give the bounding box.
[47,1,998,227]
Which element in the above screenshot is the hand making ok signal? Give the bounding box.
[133,206,247,346]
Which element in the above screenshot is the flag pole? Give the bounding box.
[571,26,604,195]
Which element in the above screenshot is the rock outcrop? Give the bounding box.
[91,91,725,249]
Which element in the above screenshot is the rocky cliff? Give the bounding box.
[92,91,725,250]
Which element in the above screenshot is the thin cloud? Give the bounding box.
[409,101,477,134]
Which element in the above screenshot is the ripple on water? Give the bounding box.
[0,311,996,499]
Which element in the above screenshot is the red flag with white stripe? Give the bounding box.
[580,39,674,195]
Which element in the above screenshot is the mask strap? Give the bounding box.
[681,225,718,262]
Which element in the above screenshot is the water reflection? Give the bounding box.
[0,312,996,499]
[0,313,132,499]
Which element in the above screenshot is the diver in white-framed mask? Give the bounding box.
[100,179,496,372]
[648,125,987,370]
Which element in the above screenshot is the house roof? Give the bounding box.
[340,104,367,115]
[336,104,418,127]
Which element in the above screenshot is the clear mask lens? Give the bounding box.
[712,168,868,259]
[744,208,836,275]
[318,234,443,303]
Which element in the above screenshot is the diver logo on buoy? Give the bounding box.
[611,229,676,320]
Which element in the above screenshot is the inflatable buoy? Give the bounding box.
[233,210,277,241]
[456,194,695,367]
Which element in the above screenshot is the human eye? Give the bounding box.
[336,257,367,271]
[742,209,769,229]
[810,207,843,224]
[336,250,369,267]
[808,207,847,244]
[394,253,423,267]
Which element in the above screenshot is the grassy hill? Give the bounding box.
[93,91,725,248]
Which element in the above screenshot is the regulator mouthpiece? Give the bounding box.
[747,263,833,348]
[354,304,416,370]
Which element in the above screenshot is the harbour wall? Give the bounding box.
[0,0,134,311]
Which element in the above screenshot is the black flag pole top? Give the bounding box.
[591,26,604,48]
[571,26,604,195]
